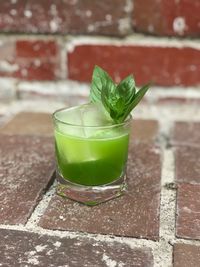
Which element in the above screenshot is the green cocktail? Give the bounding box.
[53,65,150,205]
[53,103,131,205]
[55,129,129,186]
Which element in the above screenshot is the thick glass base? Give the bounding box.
[56,172,127,206]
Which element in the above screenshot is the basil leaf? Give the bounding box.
[90,65,151,124]
[90,65,114,103]
[117,75,135,99]
[101,77,116,114]
[104,75,136,123]
[120,83,150,122]
[116,75,136,108]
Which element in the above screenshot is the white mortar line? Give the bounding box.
[125,0,134,13]
[134,113,172,267]
[15,79,200,98]
[152,149,176,267]
[1,221,200,246]
[172,238,200,246]
[65,34,200,52]
[0,220,158,252]
[0,33,199,49]
[0,34,62,41]
[17,80,89,97]
[15,79,200,102]
[26,181,57,229]
[58,38,68,79]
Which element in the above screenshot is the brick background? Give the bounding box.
[0,0,132,36]
[0,0,199,37]
[1,38,199,86]
[133,0,200,37]
[68,45,200,86]
[0,1,200,265]
[0,0,199,89]
[0,39,60,80]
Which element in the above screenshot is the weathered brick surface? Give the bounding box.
[0,0,132,36]
[68,45,200,86]
[176,183,200,239]
[0,40,60,80]
[133,0,200,37]
[0,229,153,267]
[173,122,200,186]
[0,112,53,136]
[175,146,200,184]
[174,121,200,240]
[131,119,158,143]
[171,121,200,147]
[39,143,161,240]
[174,243,200,267]
[0,135,55,224]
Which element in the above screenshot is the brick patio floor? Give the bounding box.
[0,100,200,267]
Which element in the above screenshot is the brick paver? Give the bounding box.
[39,143,161,240]
[172,121,200,240]
[1,110,200,266]
[0,134,55,224]
[171,121,200,147]
[176,183,200,239]
[175,146,200,184]
[174,243,200,267]
[130,119,158,143]
[0,229,153,267]
[0,112,53,136]
[0,115,158,142]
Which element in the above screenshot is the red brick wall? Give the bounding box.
[0,0,199,88]
[133,0,200,37]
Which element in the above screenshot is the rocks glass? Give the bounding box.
[53,103,131,205]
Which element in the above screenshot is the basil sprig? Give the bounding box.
[90,65,150,123]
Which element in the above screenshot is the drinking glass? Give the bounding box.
[53,103,131,205]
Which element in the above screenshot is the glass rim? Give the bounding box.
[52,104,132,129]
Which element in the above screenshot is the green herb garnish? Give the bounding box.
[90,65,151,123]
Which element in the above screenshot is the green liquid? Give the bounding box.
[55,130,129,186]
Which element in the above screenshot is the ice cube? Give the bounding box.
[81,102,112,127]
[55,104,85,137]
[55,103,114,138]
[80,102,114,137]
